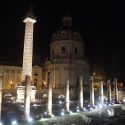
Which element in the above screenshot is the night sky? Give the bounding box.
[0,1,125,80]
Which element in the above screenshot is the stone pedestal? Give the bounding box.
[16,84,36,103]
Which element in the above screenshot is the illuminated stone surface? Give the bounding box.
[22,16,36,81]
[65,78,69,112]
[47,72,52,116]
[90,76,94,106]
[16,85,36,103]
[22,9,36,119]
[79,76,83,109]
[49,15,90,89]
[99,81,103,105]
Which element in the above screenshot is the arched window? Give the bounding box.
[73,32,78,38]
[61,47,65,54]
[75,47,77,55]
[61,31,66,37]
[34,72,38,76]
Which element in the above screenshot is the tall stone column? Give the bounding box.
[114,78,118,102]
[22,11,36,81]
[22,9,36,119]
[65,78,70,113]
[90,76,94,106]
[24,75,31,118]
[79,76,83,109]
[107,80,111,103]
[47,72,52,117]
[99,81,103,105]
[53,64,56,88]
[0,76,3,123]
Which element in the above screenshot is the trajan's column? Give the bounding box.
[22,8,36,119]
[22,8,36,81]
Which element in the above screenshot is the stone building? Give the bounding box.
[0,15,90,93]
[0,65,43,89]
[45,15,90,89]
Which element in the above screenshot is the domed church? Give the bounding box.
[46,15,90,89]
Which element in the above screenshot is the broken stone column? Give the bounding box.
[114,78,118,102]
[99,81,103,105]
[65,78,70,113]
[24,75,31,119]
[107,80,111,103]
[90,76,94,106]
[47,72,52,117]
[79,76,83,109]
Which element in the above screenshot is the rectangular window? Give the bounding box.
[75,47,77,54]
[61,47,65,54]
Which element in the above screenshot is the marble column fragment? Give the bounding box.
[99,81,103,105]
[65,78,70,113]
[47,72,52,117]
[107,80,111,103]
[114,78,118,102]
[79,76,83,109]
[90,76,94,106]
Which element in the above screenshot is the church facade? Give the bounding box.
[45,15,90,89]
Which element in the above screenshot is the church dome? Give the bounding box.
[51,15,83,42]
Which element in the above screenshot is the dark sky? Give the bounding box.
[0,0,125,79]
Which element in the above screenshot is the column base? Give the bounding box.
[44,113,53,118]
[79,108,84,111]
[65,111,70,114]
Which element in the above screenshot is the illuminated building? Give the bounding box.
[46,15,90,89]
[0,65,43,89]
[0,15,90,102]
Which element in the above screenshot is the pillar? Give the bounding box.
[79,76,83,109]
[90,76,94,106]
[53,64,56,88]
[23,9,36,119]
[47,72,52,117]
[24,75,31,119]
[107,80,111,103]
[99,81,103,105]
[114,78,118,102]
[0,76,3,123]
[65,78,70,113]
[22,10,36,81]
